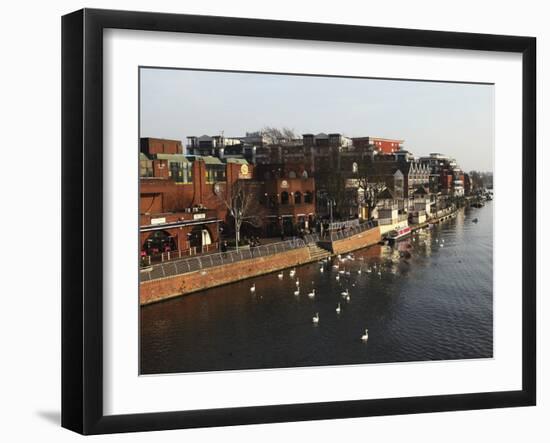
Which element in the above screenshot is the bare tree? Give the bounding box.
[261,126,297,144]
[215,180,264,251]
[356,178,386,220]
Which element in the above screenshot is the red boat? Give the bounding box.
[386,225,412,242]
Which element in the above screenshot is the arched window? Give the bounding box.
[281,191,290,205]
[304,191,313,204]
[294,191,302,204]
[288,170,297,178]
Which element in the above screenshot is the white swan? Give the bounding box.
[308,288,316,298]
[361,328,369,342]
[312,312,319,324]
[320,266,324,273]
[296,278,300,286]
[336,303,341,314]
[289,268,296,277]
[341,289,349,297]
[293,288,300,296]
[250,284,256,292]
[333,264,339,269]
[335,275,340,281]
[277,272,284,279]
[357,269,362,275]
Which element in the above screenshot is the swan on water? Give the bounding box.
[361,329,369,342]
[312,312,319,324]
[341,289,349,297]
[250,284,256,292]
[336,303,341,314]
[277,272,284,279]
[308,288,316,298]
[335,275,340,281]
[293,288,300,296]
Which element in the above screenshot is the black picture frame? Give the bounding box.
[61,8,536,435]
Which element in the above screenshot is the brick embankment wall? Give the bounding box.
[331,226,382,255]
[140,247,312,305]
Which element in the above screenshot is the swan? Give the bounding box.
[320,266,324,273]
[312,312,319,324]
[289,268,296,277]
[293,288,300,296]
[333,264,339,269]
[345,294,351,302]
[361,328,369,342]
[336,303,341,314]
[357,269,362,275]
[339,269,345,274]
[296,278,300,286]
[250,284,256,292]
[277,272,284,279]
[345,270,351,276]
[308,288,316,298]
[341,289,349,297]
[335,275,340,281]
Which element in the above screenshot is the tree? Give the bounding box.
[356,177,386,220]
[319,170,349,220]
[215,180,264,251]
[260,126,297,144]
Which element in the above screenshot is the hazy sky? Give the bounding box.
[140,68,494,172]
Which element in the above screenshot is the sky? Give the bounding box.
[140,68,494,173]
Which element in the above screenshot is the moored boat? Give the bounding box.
[386,225,412,242]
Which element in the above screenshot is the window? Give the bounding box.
[140,159,153,177]
[294,191,302,204]
[206,165,226,183]
[288,170,297,178]
[169,162,192,183]
[304,191,313,204]
[281,191,290,205]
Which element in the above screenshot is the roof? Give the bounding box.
[198,155,224,165]
[153,153,190,164]
[378,188,395,200]
[225,158,249,165]
[413,186,427,196]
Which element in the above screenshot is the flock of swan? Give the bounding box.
[253,251,373,342]
[248,232,448,344]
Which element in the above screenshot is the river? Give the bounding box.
[140,202,493,374]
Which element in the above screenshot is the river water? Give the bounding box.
[140,203,493,374]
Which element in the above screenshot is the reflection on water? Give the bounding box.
[141,204,493,374]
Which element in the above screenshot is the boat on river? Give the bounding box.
[386,225,412,243]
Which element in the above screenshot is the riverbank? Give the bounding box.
[140,225,381,305]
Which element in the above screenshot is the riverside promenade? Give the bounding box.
[140,221,381,305]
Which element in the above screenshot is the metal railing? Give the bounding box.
[142,242,219,266]
[328,219,360,230]
[303,233,320,244]
[328,220,378,242]
[140,238,306,282]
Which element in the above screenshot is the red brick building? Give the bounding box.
[140,138,258,257]
[140,138,317,258]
